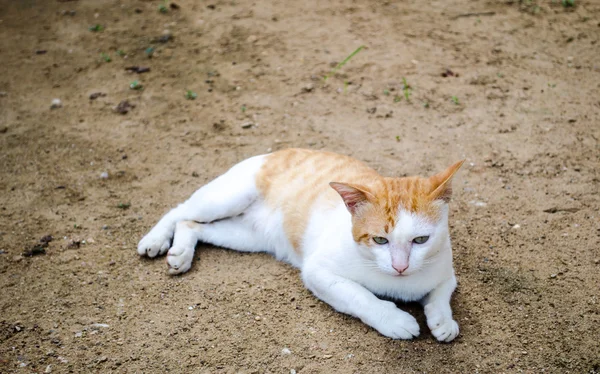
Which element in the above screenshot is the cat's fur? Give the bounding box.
[138,149,463,342]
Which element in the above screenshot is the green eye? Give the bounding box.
[413,236,430,244]
[373,236,389,245]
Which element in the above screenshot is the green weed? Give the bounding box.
[185,90,197,100]
[130,81,143,90]
[89,24,104,32]
[402,77,412,102]
[324,46,365,81]
[159,1,169,13]
[117,202,131,210]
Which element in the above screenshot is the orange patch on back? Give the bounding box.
[255,149,379,251]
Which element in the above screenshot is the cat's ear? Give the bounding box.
[330,182,373,214]
[428,160,465,203]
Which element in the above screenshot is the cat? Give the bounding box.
[138,148,464,342]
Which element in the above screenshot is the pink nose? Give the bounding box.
[392,264,408,274]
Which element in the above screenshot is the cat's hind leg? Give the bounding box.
[166,216,268,274]
[138,155,266,258]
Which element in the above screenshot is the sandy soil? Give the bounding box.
[1,0,599,373]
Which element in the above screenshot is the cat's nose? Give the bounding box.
[392,264,408,274]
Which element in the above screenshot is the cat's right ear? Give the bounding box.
[330,182,372,214]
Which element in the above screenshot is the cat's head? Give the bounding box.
[330,160,464,276]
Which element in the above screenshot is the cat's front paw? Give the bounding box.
[424,304,459,342]
[371,306,420,340]
[166,245,194,275]
[137,229,172,258]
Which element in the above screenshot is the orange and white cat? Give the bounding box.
[138,149,464,342]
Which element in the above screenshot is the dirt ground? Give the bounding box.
[1,0,599,372]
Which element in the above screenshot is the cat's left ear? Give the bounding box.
[428,160,465,203]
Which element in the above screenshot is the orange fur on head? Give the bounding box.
[330,160,465,245]
[257,148,464,250]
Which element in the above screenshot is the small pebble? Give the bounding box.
[512,224,520,229]
[100,172,109,179]
[50,98,62,109]
[550,274,557,278]
[290,370,296,374]
[302,83,315,92]
[45,365,52,373]
[281,348,292,355]
[254,316,261,321]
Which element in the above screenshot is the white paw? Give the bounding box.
[137,229,172,258]
[424,304,459,342]
[370,305,420,340]
[166,245,194,275]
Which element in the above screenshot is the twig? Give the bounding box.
[452,11,496,20]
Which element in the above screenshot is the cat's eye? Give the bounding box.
[372,237,388,245]
[412,236,430,245]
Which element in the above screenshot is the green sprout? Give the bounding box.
[393,95,402,103]
[395,135,400,142]
[423,101,430,108]
[89,24,104,32]
[451,96,459,105]
[241,105,247,112]
[130,81,143,90]
[324,45,365,81]
[145,47,155,58]
[562,0,575,7]
[185,90,197,100]
[100,53,111,62]
[159,1,169,13]
[116,50,126,57]
[383,89,390,96]
[402,77,412,102]
[117,202,131,210]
